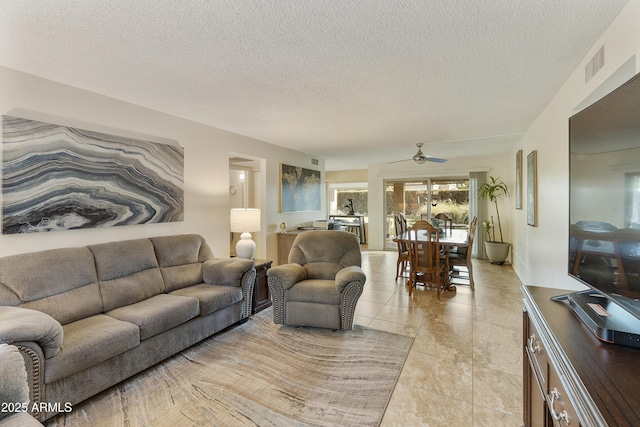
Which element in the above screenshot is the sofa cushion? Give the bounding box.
[20,283,103,325]
[46,315,139,384]
[158,263,204,293]
[0,247,98,303]
[99,269,165,312]
[169,284,243,316]
[0,282,22,306]
[89,238,159,281]
[90,238,165,311]
[151,234,214,292]
[105,294,200,340]
[151,234,214,267]
[286,279,341,305]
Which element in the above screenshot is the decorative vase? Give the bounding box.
[484,241,511,265]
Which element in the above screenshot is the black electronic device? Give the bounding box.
[562,70,640,348]
[553,291,640,347]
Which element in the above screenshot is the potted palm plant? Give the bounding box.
[478,176,511,264]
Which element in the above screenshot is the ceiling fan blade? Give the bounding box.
[387,158,412,164]
[426,157,448,163]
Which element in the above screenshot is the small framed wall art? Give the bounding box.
[515,149,523,210]
[527,150,537,227]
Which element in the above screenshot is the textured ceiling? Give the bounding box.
[0,1,631,170]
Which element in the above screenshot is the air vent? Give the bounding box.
[311,158,319,166]
[585,46,605,84]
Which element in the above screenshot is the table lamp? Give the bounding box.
[230,208,260,259]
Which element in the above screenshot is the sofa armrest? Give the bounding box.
[0,307,63,359]
[266,263,307,291]
[335,266,366,293]
[202,258,255,286]
[203,258,256,319]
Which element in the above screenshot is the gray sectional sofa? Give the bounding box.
[0,234,256,422]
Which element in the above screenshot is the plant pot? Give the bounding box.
[484,241,511,265]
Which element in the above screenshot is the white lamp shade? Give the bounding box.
[230,208,261,233]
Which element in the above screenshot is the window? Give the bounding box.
[626,173,640,228]
[329,183,368,215]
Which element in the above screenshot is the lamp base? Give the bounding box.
[235,232,256,259]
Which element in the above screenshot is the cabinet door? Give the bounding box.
[547,369,580,427]
[525,348,548,427]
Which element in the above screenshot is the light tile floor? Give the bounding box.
[355,250,524,427]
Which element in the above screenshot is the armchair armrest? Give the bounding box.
[266,263,306,326]
[0,307,63,359]
[0,343,29,407]
[202,258,255,286]
[266,263,307,291]
[335,265,366,292]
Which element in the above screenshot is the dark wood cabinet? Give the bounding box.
[522,285,640,426]
[252,259,272,314]
[523,310,550,427]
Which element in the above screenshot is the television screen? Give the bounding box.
[569,71,640,320]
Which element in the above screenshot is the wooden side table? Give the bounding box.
[276,230,305,265]
[252,259,273,314]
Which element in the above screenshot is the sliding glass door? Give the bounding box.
[384,177,470,250]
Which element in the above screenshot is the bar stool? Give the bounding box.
[345,223,362,243]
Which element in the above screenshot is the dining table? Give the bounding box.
[393,228,469,292]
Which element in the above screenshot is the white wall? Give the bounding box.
[512,0,640,291]
[0,67,324,261]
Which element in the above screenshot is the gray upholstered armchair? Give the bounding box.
[267,230,366,330]
[0,344,43,426]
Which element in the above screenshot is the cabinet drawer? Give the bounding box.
[525,315,548,389]
[548,368,580,427]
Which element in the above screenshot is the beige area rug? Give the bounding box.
[45,309,413,427]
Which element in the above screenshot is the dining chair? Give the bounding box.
[394,213,407,235]
[407,220,445,296]
[394,214,410,279]
[434,213,453,233]
[448,216,477,291]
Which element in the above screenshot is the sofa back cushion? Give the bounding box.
[89,238,164,311]
[0,247,102,324]
[151,234,214,292]
[20,283,103,325]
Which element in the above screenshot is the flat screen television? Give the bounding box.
[566,70,640,348]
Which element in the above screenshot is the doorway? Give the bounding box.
[229,155,263,257]
[384,177,470,250]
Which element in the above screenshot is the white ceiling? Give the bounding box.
[0,1,630,170]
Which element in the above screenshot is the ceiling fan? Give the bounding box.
[389,143,448,165]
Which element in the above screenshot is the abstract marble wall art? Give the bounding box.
[2,116,184,234]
